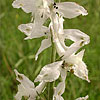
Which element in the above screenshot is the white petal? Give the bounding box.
[73,63,90,82]
[15,84,29,100]
[56,2,88,18]
[53,95,64,100]
[28,82,46,100]
[35,81,46,94]
[58,16,64,34]
[15,84,37,100]
[60,96,64,100]
[54,82,65,96]
[18,23,33,36]
[54,38,66,57]
[60,68,67,81]
[12,0,36,13]
[45,0,54,5]
[57,17,68,50]
[76,49,85,60]
[34,68,60,82]
[35,38,51,60]
[34,61,63,82]
[76,95,89,100]
[58,34,68,50]
[14,69,35,88]
[26,25,49,40]
[62,40,83,59]
[64,29,90,45]
[34,10,48,27]
[50,15,66,56]
[50,14,59,34]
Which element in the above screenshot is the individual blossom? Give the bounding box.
[50,14,89,56]
[75,95,89,100]
[14,69,46,100]
[50,14,90,82]
[62,49,90,82]
[12,0,53,25]
[18,22,51,60]
[12,0,50,16]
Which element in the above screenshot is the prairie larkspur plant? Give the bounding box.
[12,0,90,100]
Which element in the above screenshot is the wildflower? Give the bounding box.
[50,14,89,56]
[14,69,46,100]
[62,49,90,82]
[12,0,52,25]
[18,23,51,60]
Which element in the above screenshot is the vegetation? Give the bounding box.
[0,0,100,100]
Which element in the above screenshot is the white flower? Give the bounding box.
[34,61,63,82]
[12,0,52,25]
[14,69,46,100]
[50,4,89,57]
[63,49,90,82]
[54,2,88,19]
[53,82,65,100]
[12,0,51,14]
[76,95,89,100]
[18,23,51,60]
[50,14,90,57]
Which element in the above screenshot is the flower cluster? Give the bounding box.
[12,0,90,100]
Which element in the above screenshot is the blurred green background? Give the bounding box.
[0,0,100,100]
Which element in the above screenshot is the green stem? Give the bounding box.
[48,29,56,100]
[51,39,56,63]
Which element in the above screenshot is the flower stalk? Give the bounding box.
[12,0,90,100]
[48,27,56,100]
